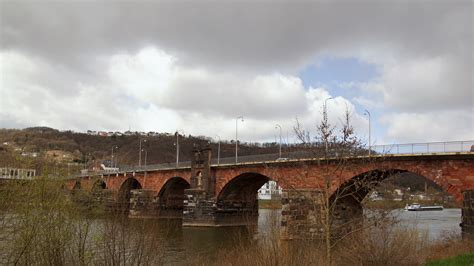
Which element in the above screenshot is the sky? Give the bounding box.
[0,0,473,145]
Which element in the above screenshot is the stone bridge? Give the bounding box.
[67,147,474,239]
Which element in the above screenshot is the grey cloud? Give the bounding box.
[1,1,470,71]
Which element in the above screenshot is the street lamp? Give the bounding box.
[235,116,244,164]
[364,109,371,156]
[175,130,184,168]
[324,97,333,155]
[111,145,118,169]
[216,135,221,165]
[275,124,282,159]
[139,139,147,167]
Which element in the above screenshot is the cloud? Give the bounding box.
[0,1,472,143]
[1,48,363,142]
[381,111,474,142]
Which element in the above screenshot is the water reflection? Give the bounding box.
[1,208,461,264]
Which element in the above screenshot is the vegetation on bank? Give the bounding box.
[425,253,474,266]
[258,199,282,209]
[363,199,460,210]
[0,176,472,265]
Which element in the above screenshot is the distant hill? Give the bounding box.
[0,127,282,169]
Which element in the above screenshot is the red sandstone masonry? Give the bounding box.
[68,154,474,202]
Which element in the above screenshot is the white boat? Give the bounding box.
[404,203,443,211]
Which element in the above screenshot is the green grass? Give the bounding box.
[426,253,474,266]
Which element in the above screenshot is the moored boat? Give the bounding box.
[404,203,443,211]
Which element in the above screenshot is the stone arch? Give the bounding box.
[157,177,190,218]
[73,180,81,190]
[217,172,273,214]
[118,177,142,211]
[329,168,454,226]
[92,179,107,191]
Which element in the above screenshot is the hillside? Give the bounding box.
[0,127,282,171]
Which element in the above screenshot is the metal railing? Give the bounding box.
[371,140,474,155]
[0,167,36,180]
[73,140,474,178]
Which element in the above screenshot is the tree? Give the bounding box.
[292,106,386,265]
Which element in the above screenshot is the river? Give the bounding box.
[0,208,461,264]
[147,208,462,264]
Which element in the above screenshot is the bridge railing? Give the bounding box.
[72,140,474,178]
[371,140,474,155]
[0,167,36,180]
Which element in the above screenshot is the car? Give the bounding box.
[276,157,289,162]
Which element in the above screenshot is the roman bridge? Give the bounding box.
[67,141,474,239]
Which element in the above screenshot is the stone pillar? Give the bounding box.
[129,189,156,218]
[280,189,325,240]
[461,189,474,238]
[183,145,218,226]
[183,189,217,226]
[91,189,116,210]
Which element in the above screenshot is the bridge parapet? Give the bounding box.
[0,167,36,180]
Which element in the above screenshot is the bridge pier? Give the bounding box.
[462,189,474,238]
[281,189,325,239]
[129,189,156,218]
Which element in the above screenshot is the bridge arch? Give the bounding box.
[118,177,142,210]
[217,172,274,213]
[330,168,456,226]
[73,180,81,190]
[157,177,190,218]
[92,179,107,191]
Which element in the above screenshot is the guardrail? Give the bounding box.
[74,140,474,178]
[0,167,36,180]
[371,140,474,155]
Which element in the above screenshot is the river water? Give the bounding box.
[151,208,462,264]
[1,208,461,264]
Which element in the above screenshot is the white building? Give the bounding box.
[258,181,282,200]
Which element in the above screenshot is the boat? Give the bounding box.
[404,203,443,211]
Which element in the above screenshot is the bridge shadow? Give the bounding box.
[157,177,190,218]
[330,169,458,234]
[216,172,277,225]
[118,177,142,212]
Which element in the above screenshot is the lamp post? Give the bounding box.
[364,109,371,156]
[235,116,244,164]
[275,124,282,159]
[324,97,333,155]
[175,130,184,168]
[139,139,147,167]
[144,149,148,169]
[111,145,118,169]
[216,135,221,165]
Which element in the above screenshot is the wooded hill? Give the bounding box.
[0,127,281,168]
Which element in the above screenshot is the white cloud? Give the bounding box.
[0,48,366,143]
[381,111,474,143]
[1,1,471,144]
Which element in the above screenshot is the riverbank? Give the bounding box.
[258,199,282,209]
[426,253,474,266]
[363,199,460,210]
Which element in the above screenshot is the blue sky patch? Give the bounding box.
[299,57,379,89]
